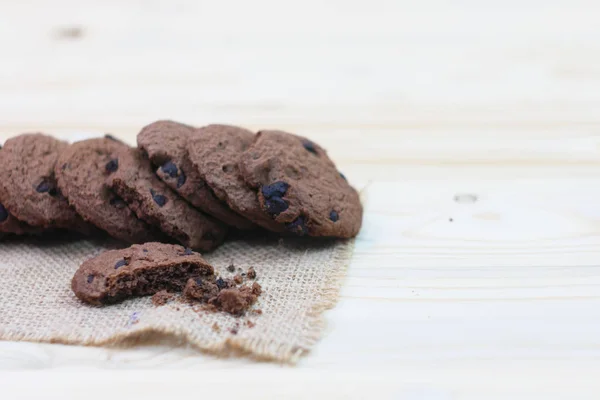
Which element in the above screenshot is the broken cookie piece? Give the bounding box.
[72,242,214,305]
[151,290,175,306]
[216,283,261,316]
[183,276,220,302]
[183,276,262,316]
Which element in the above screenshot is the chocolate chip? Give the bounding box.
[286,216,308,236]
[215,277,227,290]
[261,181,289,198]
[176,170,186,188]
[339,172,347,181]
[265,196,289,216]
[105,159,119,173]
[227,264,235,273]
[87,275,94,283]
[182,248,193,256]
[61,163,68,171]
[194,277,203,286]
[161,161,178,178]
[302,140,318,155]
[149,189,167,207]
[0,203,8,222]
[35,178,52,193]
[330,210,339,222]
[114,258,128,269]
[142,249,148,253]
[262,182,290,216]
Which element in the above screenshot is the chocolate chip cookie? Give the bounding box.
[137,120,254,230]
[72,242,214,305]
[188,124,283,232]
[239,130,362,238]
[0,134,92,233]
[55,138,160,243]
[107,147,227,251]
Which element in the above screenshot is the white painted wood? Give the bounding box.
[1,0,600,397]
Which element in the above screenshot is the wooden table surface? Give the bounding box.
[1,0,600,398]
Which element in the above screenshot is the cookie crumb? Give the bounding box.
[246,267,257,280]
[251,282,262,296]
[183,277,219,302]
[227,263,235,273]
[182,274,263,316]
[230,323,240,335]
[251,309,263,315]
[151,290,174,306]
[216,288,256,316]
[212,322,221,333]
[246,320,256,328]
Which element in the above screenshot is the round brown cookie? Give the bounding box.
[0,144,40,237]
[55,138,160,243]
[106,147,227,251]
[0,201,43,236]
[71,242,214,305]
[188,124,284,232]
[137,120,254,230]
[0,133,93,233]
[239,130,363,238]
[0,143,41,236]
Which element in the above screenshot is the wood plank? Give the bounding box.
[1,0,600,397]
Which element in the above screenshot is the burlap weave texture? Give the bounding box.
[0,235,354,363]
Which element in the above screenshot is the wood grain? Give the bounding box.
[1,0,600,397]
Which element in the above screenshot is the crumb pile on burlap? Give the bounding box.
[0,235,354,363]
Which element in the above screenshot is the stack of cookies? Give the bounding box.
[0,121,363,251]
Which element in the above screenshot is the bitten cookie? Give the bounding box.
[137,120,254,230]
[107,147,227,251]
[239,130,363,238]
[55,138,160,243]
[71,242,214,305]
[0,134,92,233]
[188,124,283,232]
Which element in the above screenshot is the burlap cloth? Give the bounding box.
[0,234,355,363]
